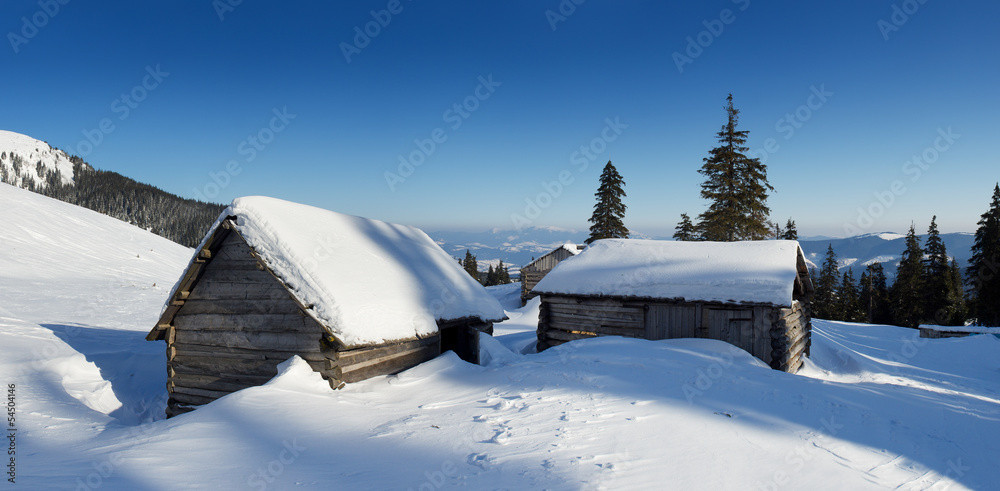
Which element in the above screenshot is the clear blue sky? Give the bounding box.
[4,1,998,237]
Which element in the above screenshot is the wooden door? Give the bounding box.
[706,308,754,350]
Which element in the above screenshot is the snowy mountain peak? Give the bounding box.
[0,130,84,189]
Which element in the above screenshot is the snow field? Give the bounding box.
[1,183,998,489]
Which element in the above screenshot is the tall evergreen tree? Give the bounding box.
[485,264,497,286]
[967,183,1000,326]
[813,244,841,320]
[860,262,892,325]
[781,218,798,240]
[890,224,925,328]
[497,260,511,284]
[586,161,629,244]
[947,259,967,326]
[837,268,862,322]
[697,94,774,241]
[673,213,698,241]
[462,250,479,282]
[922,216,953,324]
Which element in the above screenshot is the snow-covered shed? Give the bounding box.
[147,197,506,417]
[533,239,814,373]
[520,243,585,305]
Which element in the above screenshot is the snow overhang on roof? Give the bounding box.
[533,239,808,308]
[151,196,506,347]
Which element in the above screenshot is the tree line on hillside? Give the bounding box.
[459,249,513,287]
[578,93,1000,327]
[1,152,224,247]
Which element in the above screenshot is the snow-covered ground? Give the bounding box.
[2,183,999,489]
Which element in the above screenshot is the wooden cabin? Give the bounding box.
[520,244,584,305]
[533,239,814,373]
[147,197,506,417]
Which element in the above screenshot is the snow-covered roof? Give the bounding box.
[163,196,505,347]
[533,239,808,307]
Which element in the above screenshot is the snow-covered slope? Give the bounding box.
[2,182,998,489]
[0,130,83,189]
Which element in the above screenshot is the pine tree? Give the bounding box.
[497,260,511,284]
[673,213,698,241]
[485,264,497,286]
[967,183,1000,326]
[586,161,629,244]
[890,224,924,328]
[947,259,967,326]
[921,216,953,324]
[697,94,774,241]
[837,268,862,322]
[860,262,891,325]
[781,218,798,240]
[462,250,480,282]
[770,221,783,239]
[813,244,841,320]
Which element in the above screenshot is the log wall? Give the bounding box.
[769,300,810,373]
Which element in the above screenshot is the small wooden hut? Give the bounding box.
[533,239,813,373]
[147,197,506,417]
[520,243,584,305]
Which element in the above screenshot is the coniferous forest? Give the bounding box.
[1,152,223,248]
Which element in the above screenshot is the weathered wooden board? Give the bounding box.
[173,329,323,352]
[542,329,598,342]
[335,336,439,366]
[176,298,304,316]
[546,320,644,337]
[337,344,439,383]
[173,313,319,332]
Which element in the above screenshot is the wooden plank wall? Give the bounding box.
[536,295,644,351]
[165,232,330,417]
[538,295,807,373]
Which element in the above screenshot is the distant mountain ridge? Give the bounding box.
[0,130,223,247]
[430,227,975,278]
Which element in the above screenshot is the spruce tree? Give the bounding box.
[890,224,925,328]
[967,183,1000,326]
[586,161,629,244]
[462,250,480,282]
[673,213,698,241]
[814,244,841,320]
[697,94,774,241]
[781,218,798,240]
[947,259,967,326]
[485,264,497,286]
[860,262,891,325]
[837,268,862,322]
[497,260,511,284]
[921,216,953,324]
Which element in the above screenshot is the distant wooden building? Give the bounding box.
[533,239,814,373]
[147,197,506,417]
[520,244,584,305]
